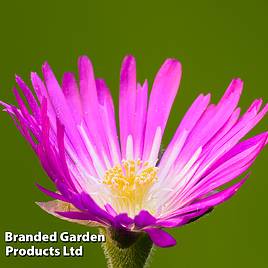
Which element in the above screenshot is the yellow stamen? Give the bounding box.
[103,159,158,216]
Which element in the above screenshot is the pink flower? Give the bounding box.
[1,55,267,247]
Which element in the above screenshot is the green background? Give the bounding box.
[0,0,267,267]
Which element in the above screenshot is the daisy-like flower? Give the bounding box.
[1,56,267,257]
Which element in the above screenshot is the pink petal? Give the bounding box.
[62,72,83,124]
[145,228,177,247]
[96,78,121,165]
[119,55,137,159]
[143,59,182,161]
[78,56,110,163]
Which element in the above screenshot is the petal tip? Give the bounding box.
[165,58,182,69]
[159,58,182,80]
[231,77,244,91]
[42,61,52,76]
[78,55,92,66]
[121,55,136,75]
[78,55,94,76]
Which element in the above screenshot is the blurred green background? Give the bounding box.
[0,0,267,267]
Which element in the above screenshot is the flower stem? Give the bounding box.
[100,228,153,268]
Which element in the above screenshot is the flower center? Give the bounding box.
[103,159,158,217]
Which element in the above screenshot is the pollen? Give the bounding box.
[103,159,158,216]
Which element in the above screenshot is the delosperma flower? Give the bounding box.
[1,56,267,253]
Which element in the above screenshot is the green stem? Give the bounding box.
[100,228,154,268]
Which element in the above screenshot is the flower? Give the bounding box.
[1,55,267,248]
